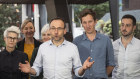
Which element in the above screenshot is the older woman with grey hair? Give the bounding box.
[30,24,51,79]
[41,24,51,42]
[0,26,28,79]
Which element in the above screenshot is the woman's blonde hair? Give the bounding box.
[21,18,34,30]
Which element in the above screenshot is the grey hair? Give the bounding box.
[41,24,49,36]
[3,26,20,38]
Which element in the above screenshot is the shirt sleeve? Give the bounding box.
[72,45,84,77]
[106,37,115,66]
[31,47,43,76]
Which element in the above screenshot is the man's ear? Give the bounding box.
[64,28,67,35]
[133,25,136,32]
[94,19,97,25]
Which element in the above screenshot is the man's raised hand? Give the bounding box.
[83,57,94,70]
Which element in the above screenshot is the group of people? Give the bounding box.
[0,8,140,79]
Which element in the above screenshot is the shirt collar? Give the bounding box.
[49,39,66,46]
[129,36,135,45]
[3,49,16,56]
[119,36,135,45]
[82,32,101,40]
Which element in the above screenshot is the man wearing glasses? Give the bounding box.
[0,26,28,79]
[19,17,94,79]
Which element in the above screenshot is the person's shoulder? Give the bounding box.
[134,37,140,42]
[39,41,50,48]
[113,39,119,44]
[98,33,110,39]
[133,37,140,45]
[34,38,42,43]
[36,40,42,44]
[97,33,112,43]
[112,38,120,48]
[17,38,25,46]
[15,50,28,56]
[65,40,78,48]
[0,50,4,55]
[74,34,83,40]
[0,51,4,58]
[73,34,84,42]
[17,39,22,44]
[34,38,42,46]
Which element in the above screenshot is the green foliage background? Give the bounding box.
[97,20,140,39]
[73,1,109,27]
[0,4,21,47]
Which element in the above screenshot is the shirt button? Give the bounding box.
[91,50,92,52]
[90,73,92,76]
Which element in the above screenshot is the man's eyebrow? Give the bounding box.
[50,26,55,27]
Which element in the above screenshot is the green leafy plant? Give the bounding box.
[73,1,109,27]
[0,4,21,48]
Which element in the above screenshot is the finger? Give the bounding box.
[86,57,91,61]
[89,61,94,66]
[19,65,22,70]
[19,63,21,66]
[25,61,29,64]
[92,61,95,64]
[19,63,22,67]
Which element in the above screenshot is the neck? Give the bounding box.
[25,37,34,44]
[52,38,64,47]
[121,35,133,48]
[86,31,96,41]
[6,47,15,53]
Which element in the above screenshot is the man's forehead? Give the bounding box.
[51,19,64,23]
[122,18,132,21]
[50,20,64,27]
[122,18,133,22]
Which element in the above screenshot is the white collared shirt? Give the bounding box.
[32,40,83,79]
[112,37,140,79]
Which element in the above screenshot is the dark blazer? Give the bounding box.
[16,37,42,51]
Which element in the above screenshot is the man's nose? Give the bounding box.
[122,26,126,30]
[86,23,90,27]
[54,29,58,33]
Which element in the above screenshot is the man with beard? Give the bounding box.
[112,14,140,79]
[19,17,94,79]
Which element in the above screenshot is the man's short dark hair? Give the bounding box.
[79,9,96,22]
[49,17,66,28]
[121,14,136,26]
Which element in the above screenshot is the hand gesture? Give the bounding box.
[19,61,31,73]
[82,57,94,70]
